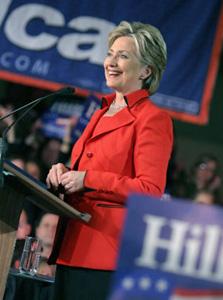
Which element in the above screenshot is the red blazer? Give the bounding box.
[51,89,173,270]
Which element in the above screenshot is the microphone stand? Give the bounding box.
[0,87,75,188]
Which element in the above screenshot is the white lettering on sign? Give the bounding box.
[57,17,114,64]
[0,51,50,75]
[135,214,223,283]
[4,4,64,50]
[0,0,13,27]
[50,102,84,116]
[85,101,100,119]
[31,60,50,76]
[1,3,115,65]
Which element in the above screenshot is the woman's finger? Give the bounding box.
[46,164,65,188]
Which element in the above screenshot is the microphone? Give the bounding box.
[0,86,75,188]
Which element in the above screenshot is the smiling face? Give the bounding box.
[104,36,150,95]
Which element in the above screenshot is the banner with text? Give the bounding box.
[40,94,100,142]
[108,194,223,300]
[0,0,222,124]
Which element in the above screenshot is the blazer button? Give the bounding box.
[86,152,93,158]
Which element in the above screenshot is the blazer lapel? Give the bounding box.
[71,108,107,168]
[71,107,135,168]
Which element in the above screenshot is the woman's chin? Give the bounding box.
[106,80,117,88]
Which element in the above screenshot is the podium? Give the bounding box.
[0,160,91,300]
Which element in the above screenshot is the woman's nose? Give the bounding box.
[108,54,118,66]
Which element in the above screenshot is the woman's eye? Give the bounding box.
[107,52,112,57]
[120,54,128,59]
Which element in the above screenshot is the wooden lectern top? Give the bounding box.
[3,160,91,223]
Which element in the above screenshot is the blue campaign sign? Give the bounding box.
[40,94,100,142]
[40,95,85,140]
[0,1,222,124]
[108,194,223,300]
[72,94,100,140]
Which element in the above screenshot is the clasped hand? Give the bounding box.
[46,163,86,194]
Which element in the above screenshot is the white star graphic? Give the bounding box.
[155,279,168,292]
[138,277,151,290]
[122,277,135,290]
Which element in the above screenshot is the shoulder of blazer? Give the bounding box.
[131,97,171,119]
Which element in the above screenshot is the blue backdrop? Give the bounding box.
[0,1,222,123]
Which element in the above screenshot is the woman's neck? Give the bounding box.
[115,92,126,104]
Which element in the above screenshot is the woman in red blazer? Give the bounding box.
[47,21,173,300]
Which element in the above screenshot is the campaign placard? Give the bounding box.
[40,94,100,142]
[108,194,223,300]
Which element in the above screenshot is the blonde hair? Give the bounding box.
[108,21,167,94]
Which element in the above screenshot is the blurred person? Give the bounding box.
[16,209,32,240]
[25,159,41,180]
[47,21,173,300]
[165,144,188,198]
[37,138,63,180]
[35,212,59,259]
[24,118,44,156]
[0,102,15,144]
[0,102,37,170]
[10,154,40,240]
[11,209,32,269]
[35,212,58,278]
[10,156,43,235]
[194,189,216,205]
[37,257,56,277]
[7,153,25,170]
[187,153,221,200]
[0,99,33,158]
[41,138,62,167]
[11,240,26,270]
[194,189,223,206]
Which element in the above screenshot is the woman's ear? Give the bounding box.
[140,66,152,80]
